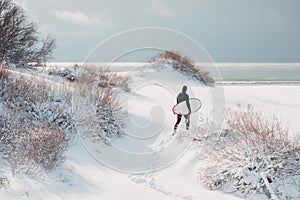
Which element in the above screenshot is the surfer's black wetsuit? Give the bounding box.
[174,87,191,131]
[177,92,191,109]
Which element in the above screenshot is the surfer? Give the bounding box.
[173,86,191,133]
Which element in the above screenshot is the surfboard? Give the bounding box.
[172,98,202,115]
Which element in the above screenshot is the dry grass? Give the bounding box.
[1,116,69,174]
[150,50,215,85]
[150,51,194,68]
[20,126,68,170]
[72,87,125,144]
[200,105,300,195]
[94,89,125,141]
[0,70,74,174]
[7,79,50,104]
[0,66,9,99]
[71,65,127,144]
[226,105,295,153]
[97,68,130,91]
[96,90,121,112]
[0,63,127,174]
[79,66,130,91]
[193,117,219,140]
[0,65,8,80]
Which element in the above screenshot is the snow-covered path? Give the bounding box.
[79,65,216,173]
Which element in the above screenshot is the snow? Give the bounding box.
[1,63,300,199]
[0,141,242,200]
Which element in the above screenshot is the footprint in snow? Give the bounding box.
[129,174,146,184]
[158,135,174,149]
[133,178,146,184]
[129,173,154,184]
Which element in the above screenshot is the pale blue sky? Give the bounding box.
[13,0,300,62]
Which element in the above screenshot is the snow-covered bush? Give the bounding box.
[80,66,130,92]
[193,116,220,140]
[95,90,124,140]
[71,66,129,144]
[97,69,130,92]
[199,105,300,199]
[42,64,130,91]
[18,126,68,170]
[46,64,85,82]
[73,85,126,145]
[0,64,128,175]
[0,116,69,173]
[150,51,214,85]
[0,70,75,174]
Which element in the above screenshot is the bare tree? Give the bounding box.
[0,0,56,66]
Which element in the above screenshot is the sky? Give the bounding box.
[12,0,300,62]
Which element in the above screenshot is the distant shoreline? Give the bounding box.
[40,62,300,85]
[216,81,300,86]
[44,62,300,66]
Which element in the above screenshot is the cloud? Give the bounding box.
[54,10,110,26]
[152,0,174,18]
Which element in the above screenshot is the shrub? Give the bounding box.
[150,51,214,85]
[200,105,300,199]
[0,65,8,80]
[80,65,130,92]
[43,64,88,82]
[0,116,69,173]
[70,65,129,145]
[96,90,124,141]
[44,64,131,91]
[0,70,75,174]
[97,69,130,92]
[73,86,126,145]
[19,126,68,170]
[48,67,77,82]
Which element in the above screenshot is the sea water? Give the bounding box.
[203,63,300,85]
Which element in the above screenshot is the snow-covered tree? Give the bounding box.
[0,0,56,66]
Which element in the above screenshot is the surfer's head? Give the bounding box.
[182,85,187,93]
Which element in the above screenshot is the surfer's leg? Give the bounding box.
[184,115,190,130]
[174,114,182,130]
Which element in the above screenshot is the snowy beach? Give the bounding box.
[1,62,300,200]
[1,0,300,199]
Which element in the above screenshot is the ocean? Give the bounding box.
[203,63,300,85]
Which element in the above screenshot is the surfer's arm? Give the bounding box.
[176,94,180,104]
